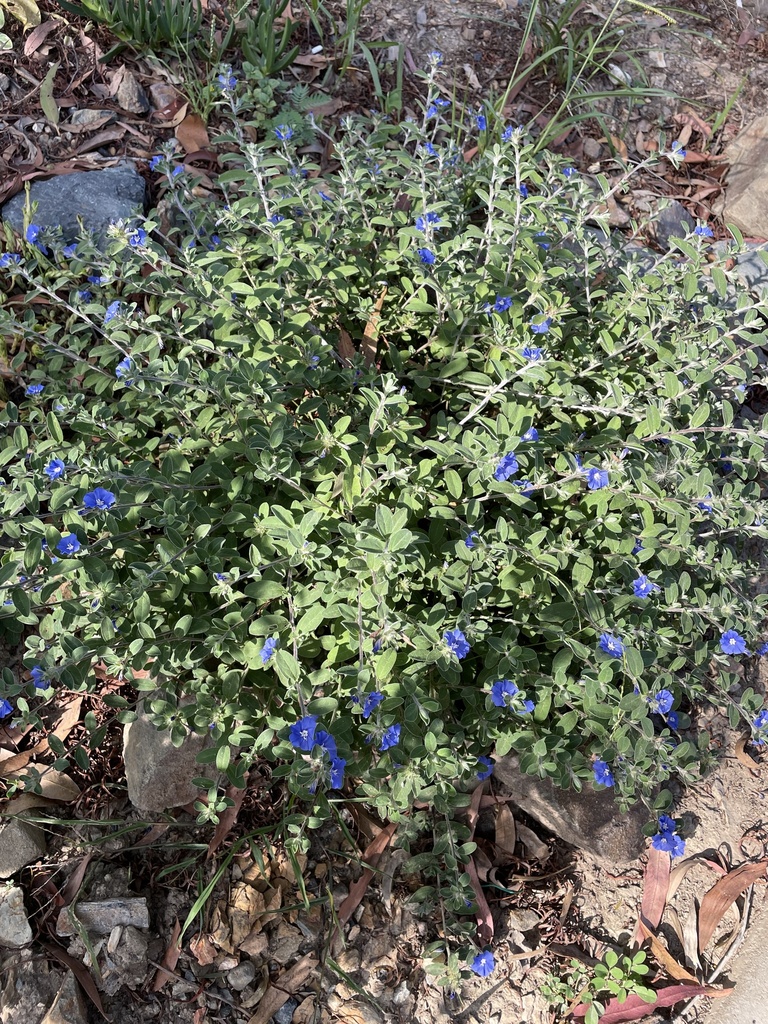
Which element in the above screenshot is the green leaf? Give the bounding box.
[39,61,60,126]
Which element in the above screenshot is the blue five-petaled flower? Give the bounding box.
[593,759,615,787]
[494,452,519,482]
[470,951,495,977]
[633,574,658,599]
[289,715,318,751]
[444,628,470,659]
[44,459,66,481]
[83,488,116,511]
[720,630,748,656]
[651,814,685,858]
[362,691,384,719]
[476,756,493,780]
[379,723,401,751]
[56,534,81,557]
[599,633,625,658]
[261,637,278,664]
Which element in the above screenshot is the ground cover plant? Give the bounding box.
[1,53,768,990]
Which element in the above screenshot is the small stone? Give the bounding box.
[226,960,256,991]
[653,200,695,250]
[272,996,299,1024]
[0,885,32,947]
[40,973,87,1024]
[149,82,179,111]
[69,108,114,127]
[583,138,602,160]
[0,819,47,878]
[115,71,150,115]
[101,926,148,996]
[55,898,149,936]
[507,908,540,932]
[268,921,303,961]
[0,73,10,91]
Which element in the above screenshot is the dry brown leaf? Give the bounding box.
[293,996,316,1024]
[698,858,768,952]
[361,286,386,368]
[206,780,247,860]
[634,846,670,943]
[154,102,189,128]
[493,804,517,865]
[516,821,550,863]
[176,113,210,154]
[23,18,56,55]
[76,130,126,155]
[337,327,355,367]
[675,108,713,138]
[734,734,761,775]
[210,900,233,953]
[42,942,108,1020]
[636,921,699,983]
[190,931,218,966]
[230,884,266,949]
[676,124,693,149]
[151,917,181,991]
[572,983,731,1023]
[609,134,629,160]
[246,953,318,1024]
[331,823,397,952]
[0,696,82,777]
[467,854,494,944]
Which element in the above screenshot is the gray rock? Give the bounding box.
[227,960,257,991]
[123,701,213,811]
[653,199,695,249]
[101,925,148,995]
[40,972,87,1024]
[115,71,150,115]
[272,997,298,1024]
[1,161,146,247]
[722,114,768,238]
[0,818,47,878]
[68,108,115,128]
[1,952,62,1023]
[0,886,32,948]
[583,137,602,161]
[492,755,648,864]
[55,897,149,936]
[714,240,768,295]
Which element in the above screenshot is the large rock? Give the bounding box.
[123,702,213,812]
[652,199,695,250]
[492,755,648,864]
[55,897,149,936]
[0,952,62,1023]
[0,886,32,948]
[722,115,768,239]
[40,973,87,1024]
[1,161,146,247]
[0,819,47,878]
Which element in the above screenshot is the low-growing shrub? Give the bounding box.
[1,69,768,971]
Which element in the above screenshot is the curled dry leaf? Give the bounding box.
[493,803,517,866]
[637,920,699,983]
[245,953,318,1024]
[190,931,218,966]
[23,18,56,55]
[697,858,768,952]
[151,917,181,991]
[516,821,550,863]
[176,113,210,154]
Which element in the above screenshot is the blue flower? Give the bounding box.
[502,125,514,142]
[464,531,479,549]
[214,572,228,583]
[208,235,221,249]
[115,357,132,380]
[149,155,163,171]
[30,665,49,689]
[26,224,48,253]
[77,290,92,302]
[490,679,518,707]
[666,711,679,729]
[593,760,615,787]
[379,723,401,751]
[651,815,685,857]
[26,384,44,396]
[756,643,768,657]
[417,247,436,264]
[422,141,437,157]
[0,698,12,719]
[268,213,284,224]
[632,539,644,555]
[261,637,278,664]
[598,633,624,658]
[128,228,147,247]
[720,630,748,655]
[427,50,443,66]
[535,232,549,249]
[470,951,495,977]
[362,691,384,719]
[44,459,66,481]
[372,639,382,654]
[104,300,122,324]
[329,757,346,789]
[694,225,713,238]
[87,275,107,285]
[563,167,577,178]
[632,574,657,599]
[274,124,293,141]
[289,715,318,751]
[494,295,513,312]
[514,480,534,497]
[0,253,21,268]
[171,165,184,177]
[697,495,713,513]
[670,140,686,157]
[529,318,552,334]
[444,629,470,659]
[83,488,116,511]
[415,211,441,232]
[56,534,81,556]
[315,729,338,760]
[586,468,609,490]
[519,182,528,197]
[476,113,487,131]
[62,243,78,258]
[426,104,438,118]
[494,452,519,482]
[217,71,237,90]
[753,709,768,731]
[521,426,538,442]
[648,689,674,715]
[476,756,494,780]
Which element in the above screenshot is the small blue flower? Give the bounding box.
[217,71,237,91]
[476,756,494,780]
[585,468,609,490]
[422,141,437,157]
[522,345,545,361]
[476,113,487,131]
[647,689,674,715]
[62,243,78,258]
[444,628,470,660]
[529,318,552,334]
[261,637,278,664]
[521,427,538,442]
[670,140,686,157]
[418,247,436,265]
[563,167,577,178]
[0,698,12,718]
[756,643,768,657]
[502,125,514,142]
[379,723,401,751]
[632,574,658,599]
[87,275,107,285]
[427,50,443,67]
[319,192,334,202]
[214,572,228,583]
[651,815,685,857]
[494,452,519,482]
[415,211,441,232]
[720,630,748,655]
[274,124,293,141]
[329,757,346,789]
[289,715,318,751]
[104,300,122,324]
[632,538,644,554]
[83,488,116,511]
[44,459,66,481]
[56,534,81,556]
[0,253,21,268]
[115,357,132,380]
[593,759,615,787]
[535,232,549,249]
[30,665,49,689]
[599,633,624,658]
[514,480,534,497]
[372,639,383,654]
[128,228,147,247]
[149,154,163,171]
[518,182,528,197]
[77,290,92,303]
[666,711,679,730]
[362,691,384,719]
[268,213,284,224]
[26,224,48,253]
[464,531,479,549]
[426,104,438,118]
[26,384,44,396]
[694,225,713,238]
[171,165,184,177]
[470,951,495,977]
[753,709,768,731]
[490,679,518,708]
[494,295,513,312]
[315,729,337,760]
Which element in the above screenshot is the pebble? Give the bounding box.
[115,70,150,115]
[272,996,298,1024]
[0,819,47,878]
[0,884,33,947]
[583,137,602,160]
[226,960,256,991]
